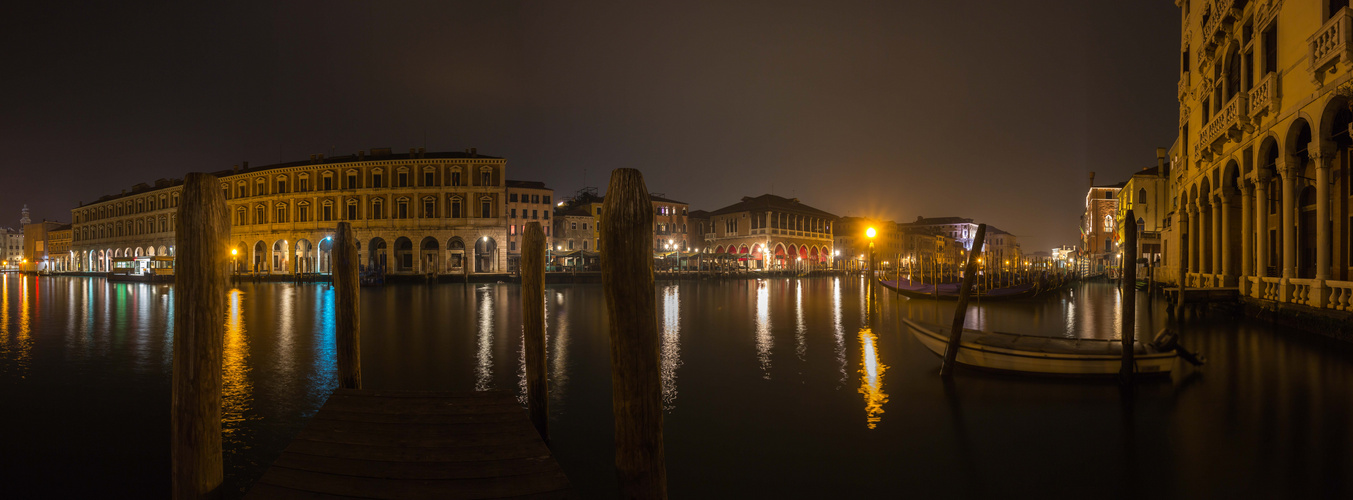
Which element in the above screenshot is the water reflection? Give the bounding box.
[858,326,887,429]
[311,286,337,404]
[832,277,846,385]
[755,280,772,379]
[795,280,806,362]
[660,284,682,410]
[475,286,495,391]
[549,292,570,406]
[222,289,254,437]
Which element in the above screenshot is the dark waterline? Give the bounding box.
[1,274,1351,498]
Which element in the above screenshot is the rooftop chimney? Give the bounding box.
[470,147,477,157]
[1156,147,1168,178]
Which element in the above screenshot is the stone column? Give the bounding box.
[1315,156,1332,281]
[1211,196,1222,281]
[1241,183,1253,293]
[1190,204,1200,275]
[1221,193,1234,282]
[1255,173,1269,280]
[1280,159,1297,280]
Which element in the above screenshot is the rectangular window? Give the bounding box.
[1264,26,1278,74]
[531,195,539,203]
[277,180,286,193]
[322,205,332,221]
[569,240,574,250]
[481,200,492,218]
[452,201,462,218]
[256,207,265,224]
[398,202,408,219]
[298,205,309,222]
[544,212,549,220]
[323,176,333,190]
[482,172,491,186]
[543,196,551,204]
[571,222,577,230]
[300,179,309,192]
[373,174,383,188]
[347,204,357,220]
[347,174,357,189]
[398,172,408,187]
[511,208,517,218]
[424,201,434,218]
[532,210,538,219]
[424,172,434,186]
[510,193,518,203]
[510,241,516,251]
[451,172,461,186]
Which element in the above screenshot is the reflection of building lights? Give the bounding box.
[859,327,887,429]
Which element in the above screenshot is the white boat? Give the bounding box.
[902,318,1177,377]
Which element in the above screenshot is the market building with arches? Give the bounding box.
[69,148,512,277]
[701,194,836,270]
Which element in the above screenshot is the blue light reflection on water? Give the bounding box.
[0,275,1352,498]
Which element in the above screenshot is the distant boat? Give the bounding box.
[880,280,1039,300]
[902,318,1178,377]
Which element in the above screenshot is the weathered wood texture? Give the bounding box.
[1121,212,1137,382]
[521,222,548,442]
[599,169,668,499]
[246,390,575,500]
[172,172,231,499]
[940,223,986,380]
[334,222,361,390]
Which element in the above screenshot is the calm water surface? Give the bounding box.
[1,273,1351,498]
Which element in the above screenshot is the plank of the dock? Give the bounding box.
[246,389,575,500]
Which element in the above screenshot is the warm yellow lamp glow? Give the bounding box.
[866,227,876,238]
[231,248,238,256]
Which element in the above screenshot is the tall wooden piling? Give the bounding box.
[940,224,986,380]
[599,168,667,499]
[1121,212,1137,383]
[334,222,361,389]
[171,172,229,500]
[522,222,549,442]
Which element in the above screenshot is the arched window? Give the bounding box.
[1103,214,1114,232]
[1138,188,1147,203]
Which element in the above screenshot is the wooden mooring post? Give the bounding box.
[940,224,986,380]
[1121,212,1137,384]
[334,221,361,389]
[172,173,230,499]
[522,222,549,442]
[599,168,668,499]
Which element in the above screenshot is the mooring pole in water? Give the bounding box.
[599,169,667,499]
[171,173,229,500]
[522,222,549,443]
[1121,212,1137,384]
[940,224,986,380]
[334,221,361,390]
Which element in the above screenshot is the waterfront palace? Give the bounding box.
[1169,0,1353,310]
[70,148,517,275]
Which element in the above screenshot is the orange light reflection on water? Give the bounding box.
[858,327,888,429]
[222,289,254,437]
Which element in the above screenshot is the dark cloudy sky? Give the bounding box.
[1,1,1177,251]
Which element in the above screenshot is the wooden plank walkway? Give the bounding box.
[246,389,575,499]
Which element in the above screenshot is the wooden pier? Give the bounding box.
[246,389,575,499]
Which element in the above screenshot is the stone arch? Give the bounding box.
[295,239,314,273]
[272,239,289,273]
[369,237,388,272]
[448,237,466,271]
[420,237,440,273]
[253,241,266,272]
[474,236,497,273]
[393,237,414,272]
[1298,185,1318,279]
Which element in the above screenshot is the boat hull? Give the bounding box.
[903,318,1176,377]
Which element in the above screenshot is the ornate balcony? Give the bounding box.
[1178,71,1190,101]
[1197,93,1248,163]
[1202,0,1239,55]
[1249,71,1279,120]
[1179,103,1190,128]
[1309,8,1353,84]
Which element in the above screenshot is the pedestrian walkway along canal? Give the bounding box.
[0,274,1349,498]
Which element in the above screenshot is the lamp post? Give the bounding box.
[231,248,238,277]
[866,227,877,297]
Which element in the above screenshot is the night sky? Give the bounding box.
[2,1,1177,251]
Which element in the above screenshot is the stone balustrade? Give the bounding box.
[1248,71,1278,119]
[1328,280,1353,312]
[1289,278,1315,306]
[1200,93,1247,153]
[1309,9,1352,75]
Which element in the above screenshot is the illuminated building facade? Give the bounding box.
[703,194,836,269]
[1115,151,1170,267]
[70,148,512,275]
[1170,0,1353,310]
[505,180,554,272]
[1081,176,1123,275]
[22,221,71,272]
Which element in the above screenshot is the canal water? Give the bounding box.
[1,274,1351,498]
